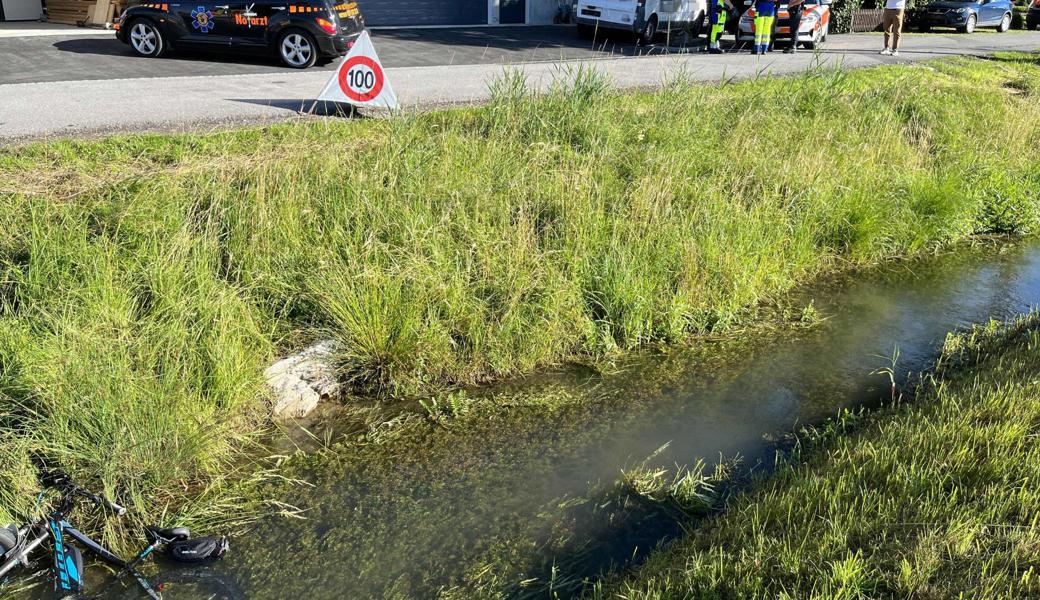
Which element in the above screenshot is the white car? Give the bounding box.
[576,0,710,45]
[737,0,831,49]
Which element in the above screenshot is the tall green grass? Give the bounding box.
[590,312,1040,599]
[1,54,1039,533]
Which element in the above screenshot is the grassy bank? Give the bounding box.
[2,53,1040,533]
[591,313,1040,599]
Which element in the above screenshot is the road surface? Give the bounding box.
[0,25,1037,141]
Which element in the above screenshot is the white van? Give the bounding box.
[575,0,709,44]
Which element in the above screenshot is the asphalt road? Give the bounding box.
[0,25,646,85]
[1,27,1038,141]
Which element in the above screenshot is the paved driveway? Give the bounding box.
[0,25,646,85]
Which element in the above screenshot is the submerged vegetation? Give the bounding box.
[1,53,1040,534]
[592,312,1040,599]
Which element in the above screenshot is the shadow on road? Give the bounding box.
[52,37,330,69]
[229,98,360,116]
[52,37,136,57]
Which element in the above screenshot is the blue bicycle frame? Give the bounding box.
[48,517,83,598]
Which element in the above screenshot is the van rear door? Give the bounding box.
[577,0,640,28]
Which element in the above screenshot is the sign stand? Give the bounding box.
[316,31,398,111]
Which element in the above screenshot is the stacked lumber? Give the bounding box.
[89,0,124,24]
[45,0,124,25]
[45,0,93,24]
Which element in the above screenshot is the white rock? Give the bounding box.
[265,340,342,419]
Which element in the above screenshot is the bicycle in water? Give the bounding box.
[0,471,228,599]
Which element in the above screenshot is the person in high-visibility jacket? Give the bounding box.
[707,0,735,54]
[752,0,777,55]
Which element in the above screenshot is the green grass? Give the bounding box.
[2,53,1040,538]
[589,313,1040,599]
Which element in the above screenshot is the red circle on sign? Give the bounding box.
[338,55,384,103]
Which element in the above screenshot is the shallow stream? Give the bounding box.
[203,240,1040,600]
[15,240,1040,600]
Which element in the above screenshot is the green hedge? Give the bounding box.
[829,0,864,33]
[1013,5,1028,28]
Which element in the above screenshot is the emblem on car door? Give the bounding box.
[191,6,215,31]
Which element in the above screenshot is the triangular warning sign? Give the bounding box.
[317,31,398,110]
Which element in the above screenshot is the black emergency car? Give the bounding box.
[115,0,365,68]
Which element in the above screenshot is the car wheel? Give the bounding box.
[128,19,166,58]
[638,15,658,46]
[996,12,1011,31]
[805,22,827,48]
[958,13,976,33]
[278,29,318,69]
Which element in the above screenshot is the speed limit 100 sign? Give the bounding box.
[340,56,383,102]
[318,31,398,109]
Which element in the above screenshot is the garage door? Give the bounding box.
[357,0,488,26]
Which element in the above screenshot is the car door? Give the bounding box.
[992,0,1011,23]
[230,0,284,48]
[979,0,999,24]
[172,0,233,45]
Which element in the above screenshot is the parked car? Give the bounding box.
[575,0,709,45]
[1028,0,1040,29]
[915,0,1013,32]
[115,0,365,68]
[737,0,831,49]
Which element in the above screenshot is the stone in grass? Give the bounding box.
[265,340,342,419]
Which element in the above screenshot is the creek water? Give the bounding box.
[12,241,1040,600]
[203,240,1040,600]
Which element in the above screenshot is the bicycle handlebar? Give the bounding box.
[40,470,127,516]
[77,488,128,517]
